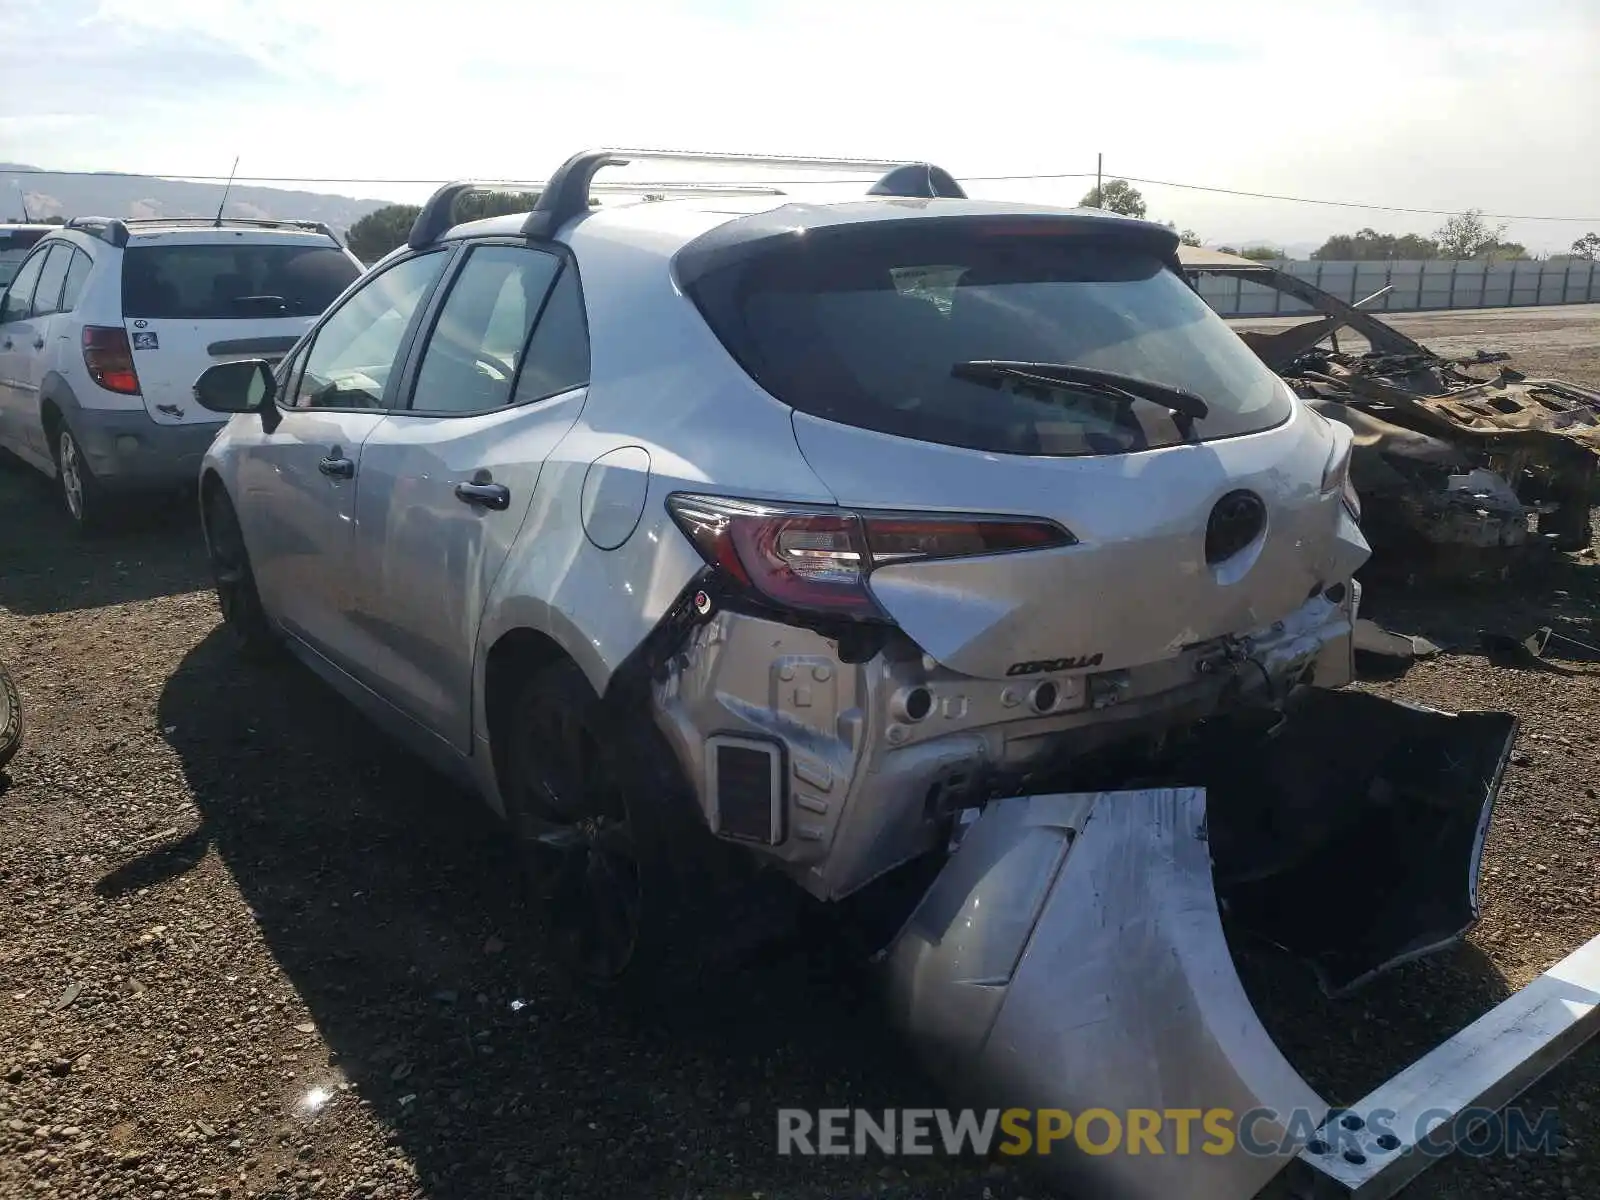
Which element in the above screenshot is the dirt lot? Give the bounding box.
[3,306,1600,1200]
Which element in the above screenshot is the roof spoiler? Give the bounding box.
[407,148,967,249]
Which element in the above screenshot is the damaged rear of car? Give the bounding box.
[651,208,1368,904]
[1179,246,1600,576]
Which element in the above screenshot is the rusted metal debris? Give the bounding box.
[1180,247,1600,575]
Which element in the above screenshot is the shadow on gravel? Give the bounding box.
[124,628,1530,1198]
[1359,555,1600,672]
[139,629,975,1199]
[0,452,211,616]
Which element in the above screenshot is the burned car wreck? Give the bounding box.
[1179,246,1600,575]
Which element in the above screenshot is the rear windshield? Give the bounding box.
[684,223,1293,456]
[121,242,360,320]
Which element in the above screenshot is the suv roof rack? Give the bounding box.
[65,215,341,249]
[407,149,967,249]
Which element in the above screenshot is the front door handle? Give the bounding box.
[318,455,354,479]
[1,339,11,350]
[454,480,511,510]
[31,337,44,350]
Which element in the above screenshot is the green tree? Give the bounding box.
[1079,179,1147,219]
[1178,229,1203,247]
[1572,232,1600,260]
[1312,228,1440,261]
[1434,209,1507,259]
[346,204,422,263]
[453,190,541,222]
[1239,246,1285,262]
[345,191,542,263]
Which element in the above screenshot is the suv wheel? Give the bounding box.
[53,426,105,532]
[504,659,676,988]
[204,489,279,659]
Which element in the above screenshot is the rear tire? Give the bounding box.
[53,425,107,533]
[0,661,21,772]
[502,659,681,990]
[204,489,279,660]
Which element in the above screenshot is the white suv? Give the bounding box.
[0,217,363,530]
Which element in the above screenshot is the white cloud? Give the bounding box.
[3,0,1597,251]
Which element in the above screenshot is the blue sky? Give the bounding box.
[2,0,1598,251]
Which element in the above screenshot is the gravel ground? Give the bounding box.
[3,307,1600,1200]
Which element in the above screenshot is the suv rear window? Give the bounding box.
[683,221,1293,456]
[121,242,360,320]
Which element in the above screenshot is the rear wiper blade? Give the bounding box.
[952,360,1210,420]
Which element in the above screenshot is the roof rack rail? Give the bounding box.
[63,215,342,248]
[120,216,342,239]
[64,216,131,248]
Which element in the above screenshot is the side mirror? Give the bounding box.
[194,359,276,414]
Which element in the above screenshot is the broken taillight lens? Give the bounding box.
[667,494,1075,620]
[82,326,141,395]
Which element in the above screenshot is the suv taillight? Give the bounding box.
[82,326,141,395]
[667,494,1075,620]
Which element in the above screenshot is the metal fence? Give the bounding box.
[1197,258,1600,318]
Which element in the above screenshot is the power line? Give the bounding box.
[1113,174,1600,223]
[4,164,1598,223]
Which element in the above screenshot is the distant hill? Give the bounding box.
[1,164,402,236]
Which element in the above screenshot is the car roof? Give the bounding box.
[442,194,1175,261]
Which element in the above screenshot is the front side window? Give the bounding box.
[685,221,1293,457]
[0,247,47,324]
[291,251,448,410]
[409,245,562,415]
[121,242,361,320]
[29,244,75,318]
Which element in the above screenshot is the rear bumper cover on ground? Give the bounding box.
[883,695,1600,1199]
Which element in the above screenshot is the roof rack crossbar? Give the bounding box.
[409,148,960,248]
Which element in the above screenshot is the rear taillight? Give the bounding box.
[667,494,1075,620]
[82,326,140,395]
[1320,430,1361,521]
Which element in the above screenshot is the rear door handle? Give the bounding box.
[318,455,354,479]
[454,481,510,510]
[31,337,44,349]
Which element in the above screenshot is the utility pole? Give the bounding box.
[1096,153,1103,207]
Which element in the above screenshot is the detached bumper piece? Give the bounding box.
[882,692,1600,1200]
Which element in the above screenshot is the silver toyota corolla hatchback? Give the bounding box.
[192,150,1369,982]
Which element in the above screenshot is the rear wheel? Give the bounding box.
[204,489,279,659]
[0,661,21,772]
[503,659,677,988]
[53,425,106,533]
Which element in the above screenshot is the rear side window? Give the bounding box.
[121,242,360,320]
[29,244,74,317]
[684,222,1293,457]
[60,249,92,311]
[409,244,561,415]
